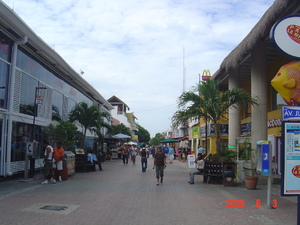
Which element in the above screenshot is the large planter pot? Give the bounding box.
[244,176,258,190]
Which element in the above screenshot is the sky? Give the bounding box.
[2,0,275,137]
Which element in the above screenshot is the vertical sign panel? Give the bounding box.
[262,143,270,175]
[281,121,300,196]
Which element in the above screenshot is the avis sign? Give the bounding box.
[282,106,300,120]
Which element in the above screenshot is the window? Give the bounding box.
[0,61,9,109]
[16,49,93,111]
[52,90,63,121]
[11,122,42,162]
[0,35,11,62]
[67,98,76,115]
[19,74,38,116]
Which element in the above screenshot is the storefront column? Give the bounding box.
[251,41,268,148]
[6,36,27,176]
[228,69,240,147]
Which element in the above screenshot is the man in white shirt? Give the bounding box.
[41,140,56,184]
[197,146,205,155]
[188,153,205,184]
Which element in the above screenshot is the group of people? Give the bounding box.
[41,140,207,186]
[41,140,65,184]
[120,144,168,185]
[120,143,138,165]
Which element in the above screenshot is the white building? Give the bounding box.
[0,1,113,176]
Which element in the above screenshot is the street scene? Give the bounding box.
[0,156,297,225]
[1,1,300,225]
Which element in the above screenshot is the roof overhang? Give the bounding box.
[0,1,113,111]
[212,0,300,88]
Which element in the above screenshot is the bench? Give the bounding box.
[198,162,235,186]
[75,154,95,172]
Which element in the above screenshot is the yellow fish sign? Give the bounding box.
[271,61,300,105]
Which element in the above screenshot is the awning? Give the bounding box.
[160,138,179,143]
[125,141,137,145]
[114,133,131,139]
[104,134,119,139]
[178,136,188,141]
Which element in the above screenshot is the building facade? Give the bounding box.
[208,0,300,173]
[0,2,113,176]
[107,95,138,136]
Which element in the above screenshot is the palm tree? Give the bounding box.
[92,111,111,143]
[172,79,258,154]
[68,102,111,146]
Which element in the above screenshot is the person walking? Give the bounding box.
[41,140,56,184]
[151,146,156,158]
[146,146,150,158]
[131,145,137,165]
[153,146,166,185]
[168,145,174,164]
[53,142,65,182]
[121,144,129,164]
[141,147,147,172]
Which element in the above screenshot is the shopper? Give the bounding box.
[168,145,174,164]
[53,142,65,182]
[153,146,166,185]
[131,145,138,165]
[141,147,147,172]
[121,144,129,164]
[41,140,56,184]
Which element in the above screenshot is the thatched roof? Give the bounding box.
[213,0,298,79]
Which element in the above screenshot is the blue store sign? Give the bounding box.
[262,144,270,175]
[282,106,300,120]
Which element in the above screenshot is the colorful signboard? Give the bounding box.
[35,95,43,105]
[282,106,300,120]
[188,154,196,169]
[281,121,300,196]
[270,15,300,59]
[262,143,271,175]
[192,126,199,138]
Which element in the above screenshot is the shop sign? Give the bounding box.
[188,154,196,168]
[267,118,282,128]
[282,106,300,120]
[270,15,300,59]
[192,127,199,138]
[202,70,211,81]
[241,122,251,136]
[35,95,43,105]
[281,121,300,196]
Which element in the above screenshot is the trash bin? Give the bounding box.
[64,151,75,176]
[223,163,236,186]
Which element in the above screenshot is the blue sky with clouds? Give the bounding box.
[3,0,274,137]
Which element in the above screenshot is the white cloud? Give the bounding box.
[3,0,274,137]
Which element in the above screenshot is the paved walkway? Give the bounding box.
[0,156,298,225]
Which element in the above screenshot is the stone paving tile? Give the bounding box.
[0,156,297,225]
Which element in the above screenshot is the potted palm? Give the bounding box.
[243,149,258,190]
